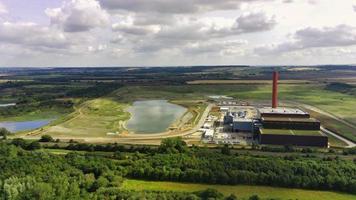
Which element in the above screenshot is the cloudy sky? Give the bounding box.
[1,0,356,67]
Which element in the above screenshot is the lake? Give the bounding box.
[126,100,187,133]
[0,103,16,107]
[0,119,53,132]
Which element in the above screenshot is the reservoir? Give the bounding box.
[126,100,187,133]
[0,103,16,107]
[0,119,53,132]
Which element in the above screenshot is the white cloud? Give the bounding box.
[46,0,109,32]
[0,22,69,49]
[112,22,160,36]
[88,44,107,52]
[183,40,248,55]
[0,2,7,14]
[233,11,276,33]
[2,0,356,66]
[99,0,266,14]
[110,34,125,44]
[255,24,356,55]
[133,13,176,26]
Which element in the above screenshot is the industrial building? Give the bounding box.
[259,129,328,147]
[223,107,257,132]
[259,107,320,130]
[201,71,328,147]
[259,107,310,118]
[256,71,328,147]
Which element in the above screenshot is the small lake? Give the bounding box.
[0,119,53,133]
[0,103,16,107]
[126,100,187,133]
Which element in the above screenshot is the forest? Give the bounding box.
[1,137,355,200]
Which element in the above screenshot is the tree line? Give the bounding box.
[2,137,356,199]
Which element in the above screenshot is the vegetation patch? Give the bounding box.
[41,98,130,137]
[122,179,356,200]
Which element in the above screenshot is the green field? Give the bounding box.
[41,98,130,137]
[0,110,64,122]
[122,179,356,200]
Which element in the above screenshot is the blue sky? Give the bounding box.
[0,0,356,67]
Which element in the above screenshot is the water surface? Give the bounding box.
[0,103,16,107]
[126,100,186,133]
[0,119,53,132]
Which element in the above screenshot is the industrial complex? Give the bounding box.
[201,71,328,147]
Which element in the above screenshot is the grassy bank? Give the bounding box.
[0,110,64,122]
[41,98,130,137]
[122,179,356,200]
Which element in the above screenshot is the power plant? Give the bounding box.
[202,71,328,147]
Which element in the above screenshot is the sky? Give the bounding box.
[0,0,356,67]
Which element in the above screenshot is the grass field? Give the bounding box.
[187,79,314,84]
[41,98,130,137]
[0,110,64,122]
[122,179,356,200]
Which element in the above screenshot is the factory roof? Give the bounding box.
[261,117,319,123]
[260,128,323,136]
[205,129,214,137]
[233,118,253,122]
[258,107,308,115]
[223,106,258,119]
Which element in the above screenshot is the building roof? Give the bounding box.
[205,129,214,137]
[261,117,319,123]
[258,107,308,115]
[260,128,323,136]
[233,118,253,122]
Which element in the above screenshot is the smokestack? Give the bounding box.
[272,71,278,108]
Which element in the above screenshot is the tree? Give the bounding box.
[225,194,238,200]
[158,137,188,153]
[249,195,260,200]
[11,138,28,149]
[27,141,41,150]
[196,188,224,200]
[0,128,11,140]
[39,135,54,142]
[221,144,231,155]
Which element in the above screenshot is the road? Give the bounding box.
[321,126,356,148]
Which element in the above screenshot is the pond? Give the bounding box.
[126,100,187,133]
[0,103,16,107]
[0,119,54,132]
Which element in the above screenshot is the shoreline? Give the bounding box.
[122,99,189,135]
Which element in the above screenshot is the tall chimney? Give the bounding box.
[272,71,278,108]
